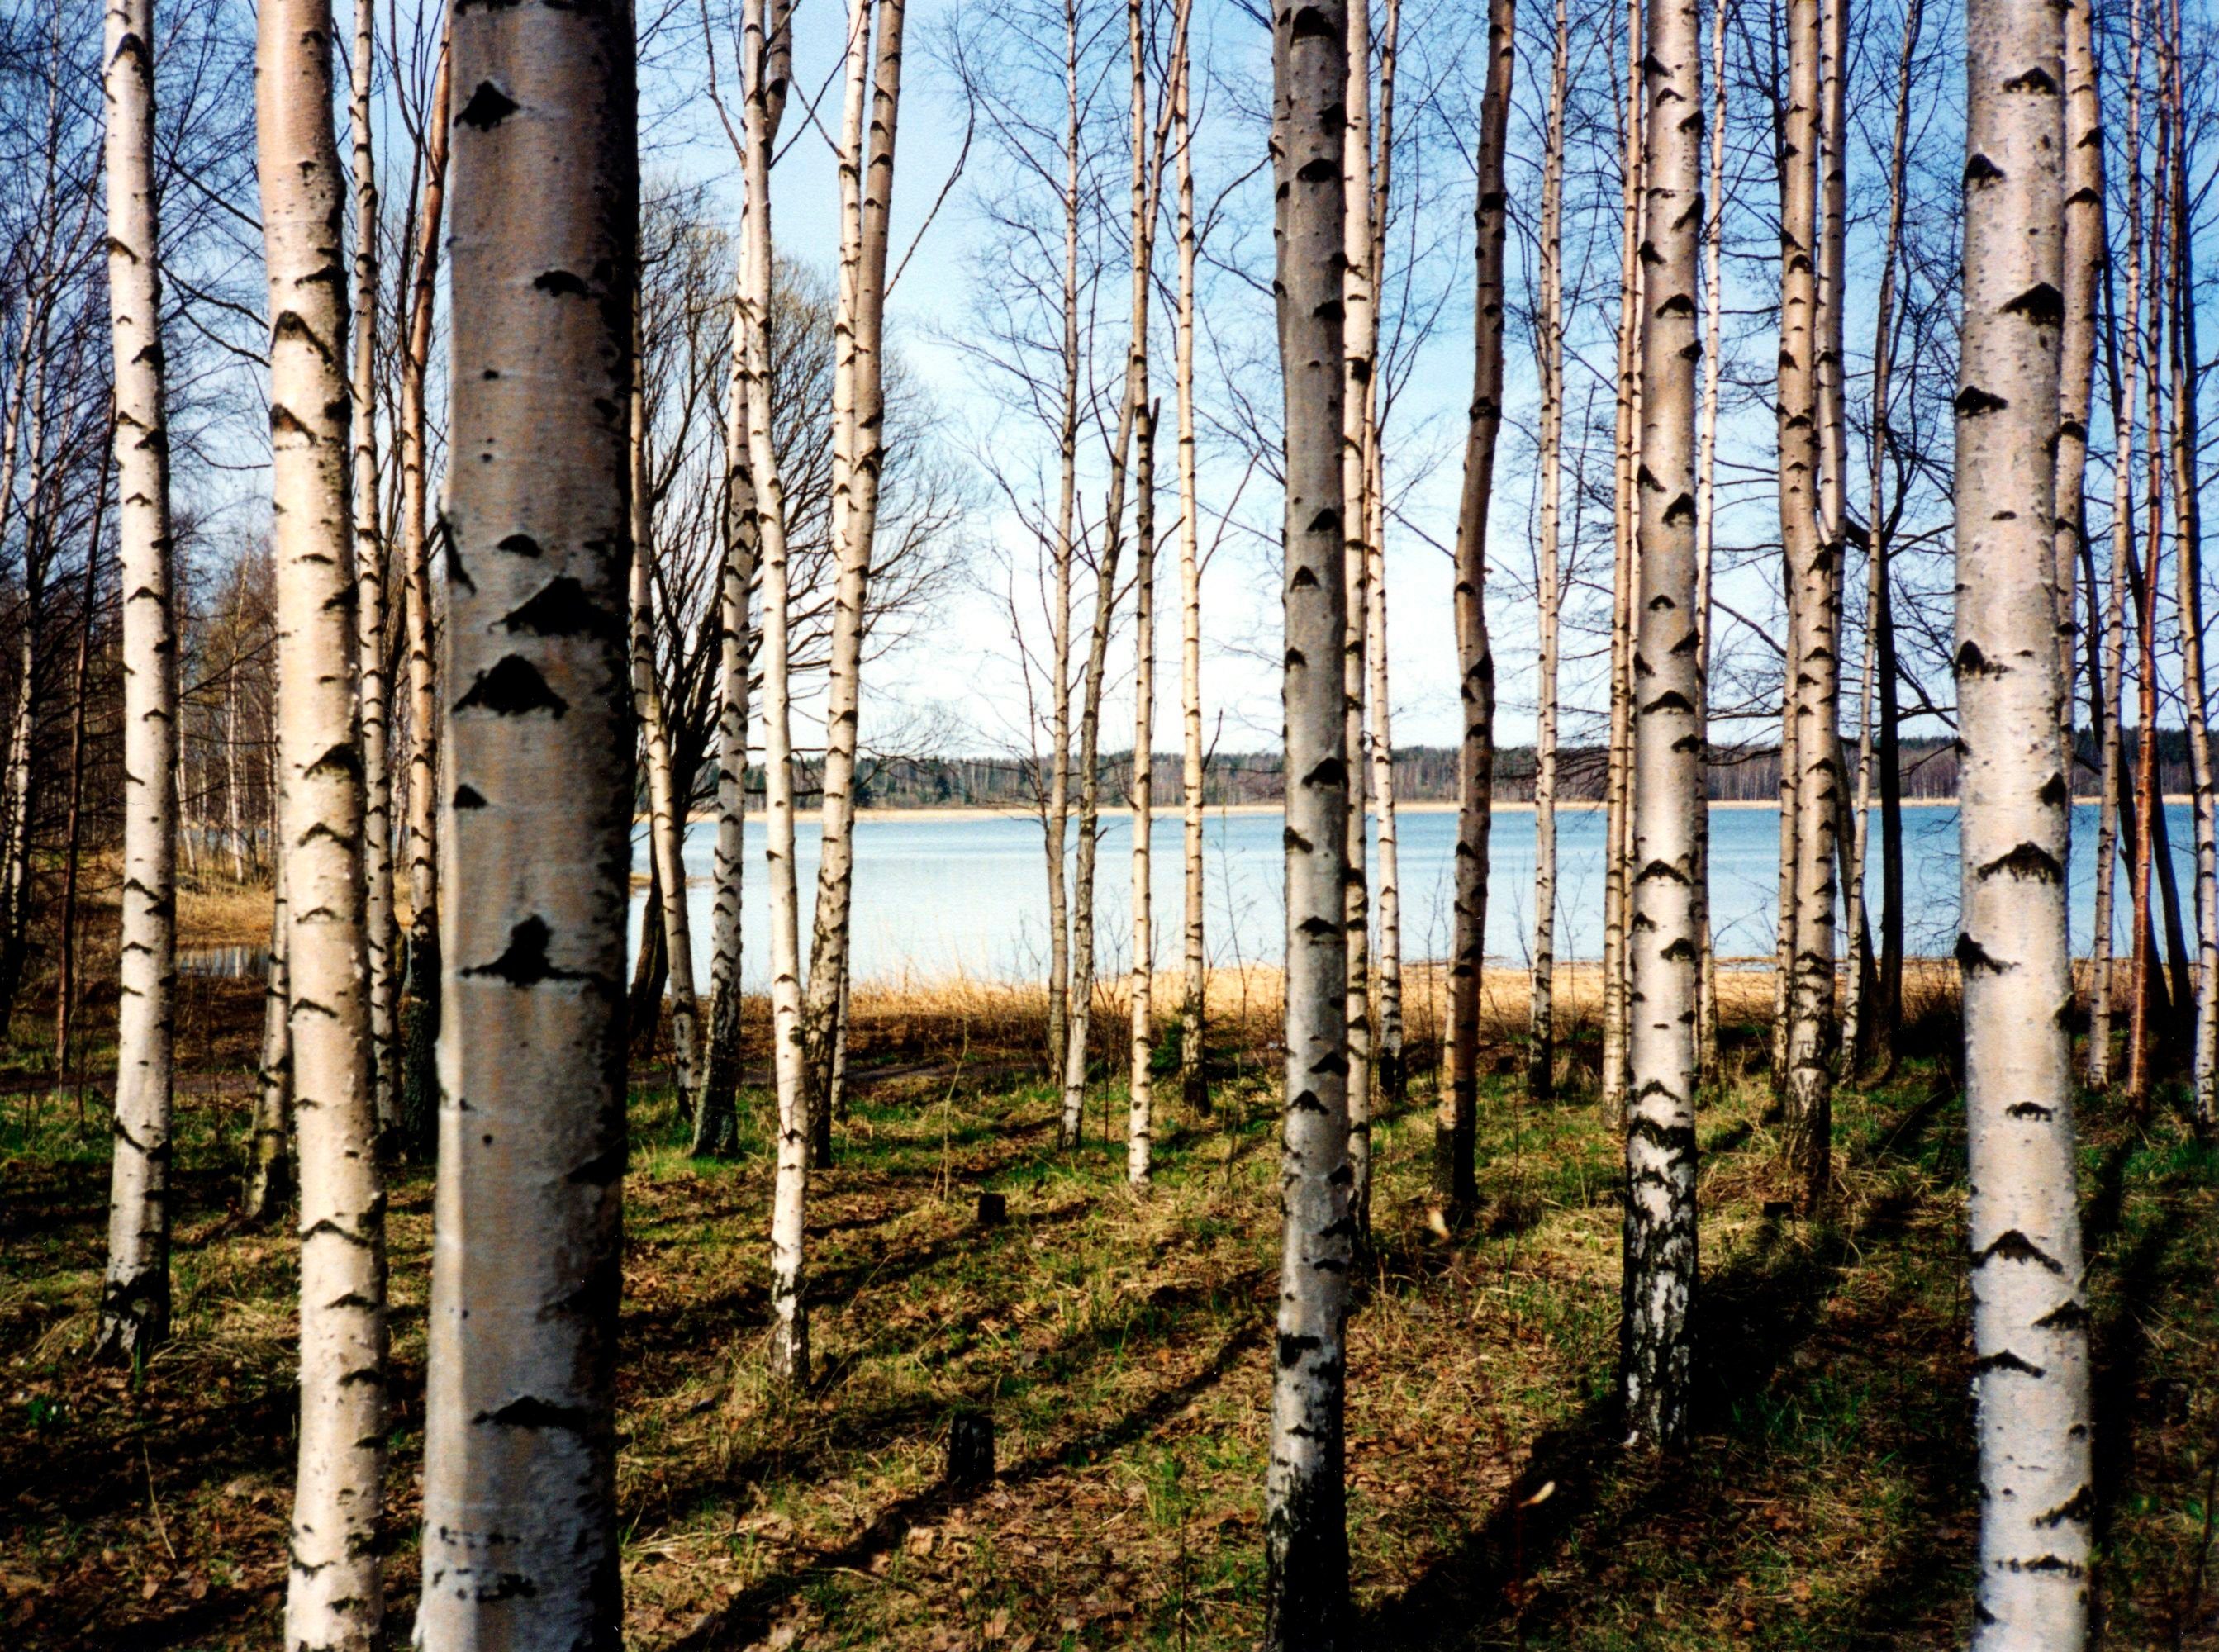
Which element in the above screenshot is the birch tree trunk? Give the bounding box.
[1129,414,1157,1187]
[245,871,293,1224]
[1174,27,1207,1118]
[1047,0,1081,1094]
[1529,0,1568,1101]
[93,0,180,1366]
[1124,0,1158,1190]
[1365,0,1404,1114]
[2166,18,2215,1124]
[1603,0,1643,1122]
[631,328,701,1100]
[693,0,787,1152]
[1341,0,1376,1232]
[1778,0,1836,1208]
[729,0,815,1387]
[350,0,397,1142]
[2126,82,2169,1107]
[1262,0,1351,1629]
[397,44,451,1158]
[1955,0,2093,1631]
[1438,0,1513,1223]
[1848,0,1922,1070]
[414,0,635,1634]
[2088,0,2144,1089]
[2054,0,2098,756]
[260,0,389,1631]
[1691,0,1727,1086]
[1623,0,1703,1454]
[1060,491,1126,1146]
[804,0,908,1147]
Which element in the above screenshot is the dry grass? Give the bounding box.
[4,971,2218,1650]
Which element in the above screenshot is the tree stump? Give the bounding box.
[976,1190,1006,1228]
[946,1408,995,1488]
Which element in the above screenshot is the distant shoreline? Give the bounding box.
[672,795,2179,826]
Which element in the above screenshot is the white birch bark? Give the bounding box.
[2088,0,2142,1089]
[245,870,294,1224]
[630,329,701,1099]
[397,44,451,1152]
[1174,26,1206,1118]
[804,0,908,1142]
[1366,0,1405,1112]
[1623,0,1703,1455]
[729,0,815,1386]
[1528,0,1569,1100]
[1441,0,1513,1218]
[93,0,179,1365]
[1779,0,1836,1208]
[259,0,388,1635]
[1047,0,1081,1096]
[350,0,397,1139]
[1263,0,1352,1628]
[415,0,634,1634]
[1129,398,1156,1188]
[1955,0,2093,1631]
[1341,0,1376,1230]
[694,0,787,1151]
[1691,0,1727,1084]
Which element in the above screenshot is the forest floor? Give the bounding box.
[2,965,2218,1650]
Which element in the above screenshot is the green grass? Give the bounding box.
[2,978,2217,1648]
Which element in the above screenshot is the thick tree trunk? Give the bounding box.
[259,2,387,1635]
[245,872,295,1224]
[93,0,181,1366]
[1174,26,1206,1118]
[631,329,701,1099]
[414,0,635,1637]
[1262,0,1351,1634]
[1528,0,1568,1101]
[1437,0,1513,1224]
[349,0,397,1143]
[397,42,451,1160]
[804,0,908,1148]
[1955,0,2093,1635]
[1623,0,1703,1455]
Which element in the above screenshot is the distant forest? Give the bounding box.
[746,730,2211,812]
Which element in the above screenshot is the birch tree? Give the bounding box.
[1125,0,1161,1189]
[1778,0,1836,1210]
[694,0,791,1154]
[1263,0,1352,1633]
[93,0,181,1365]
[1623,0,1703,1455]
[803,0,909,1143]
[1955,0,2093,1631]
[397,41,450,1155]
[350,0,397,1139]
[632,320,701,1100]
[1341,0,1376,1230]
[259,0,387,1632]
[1528,0,1569,1101]
[414,0,635,1634]
[1439,0,1514,1223]
[1174,21,1207,1118]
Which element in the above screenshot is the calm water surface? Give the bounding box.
[634,802,2196,990]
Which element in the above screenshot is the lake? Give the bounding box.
[634,802,2199,990]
